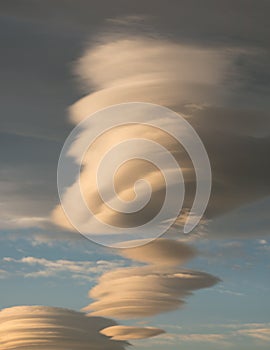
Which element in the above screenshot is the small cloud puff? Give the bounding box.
[100,325,165,340]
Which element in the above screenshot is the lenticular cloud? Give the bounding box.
[100,325,165,340]
[85,266,219,319]
[0,306,128,350]
[84,239,220,319]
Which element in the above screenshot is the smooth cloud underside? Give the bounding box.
[100,325,165,340]
[119,238,197,266]
[0,306,128,350]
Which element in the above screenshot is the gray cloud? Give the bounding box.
[1,1,269,50]
[1,3,269,240]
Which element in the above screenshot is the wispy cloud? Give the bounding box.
[146,322,270,347]
[235,328,270,342]
[2,256,124,281]
[131,331,230,347]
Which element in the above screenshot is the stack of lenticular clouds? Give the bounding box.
[52,32,270,240]
[51,34,225,240]
[84,239,220,323]
[0,241,219,346]
[0,306,128,350]
[0,241,219,345]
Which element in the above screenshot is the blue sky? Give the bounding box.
[1,228,270,349]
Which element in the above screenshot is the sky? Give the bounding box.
[0,1,270,349]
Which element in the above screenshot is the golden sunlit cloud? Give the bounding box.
[84,239,220,319]
[52,35,228,236]
[0,306,128,350]
[100,325,165,340]
[119,238,197,266]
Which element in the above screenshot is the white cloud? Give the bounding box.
[2,256,124,281]
[131,331,229,347]
[236,328,270,342]
[145,323,270,346]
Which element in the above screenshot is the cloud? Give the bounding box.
[2,256,124,281]
[0,305,128,350]
[2,240,213,344]
[52,115,203,245]
[236,328,270,342]
[119,239,196,266]
[1,5,269,240]
[51,35,230,240]
[100,325,165,340]
[52,32,270,241]
[0,269,9,279]
[84,266,219,319]
[0,159,54,231]
[206,196,270,239]
[69,36,231,124]
[0,227,86,247]
[147,323,270,346]
[167,333,227,343]
[83,239,219,320]
[0,215,50,230]
[2,1,270,55]
[141,332,230,347]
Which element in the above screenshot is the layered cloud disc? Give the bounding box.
[119,238,197,266]
[0,306,128,350]
[50,31,270,243]
[70,36,231,124]
[84,239,220,320]
[55,102,211,247]
[85,267,219,319]
[100,325,165,340]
